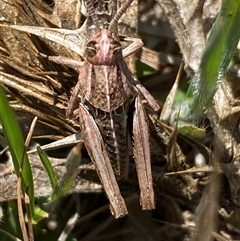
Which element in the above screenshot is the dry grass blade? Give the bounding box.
[160,61,183,122]
[27,132,82,154]
[0,24,87,57]
[23,117,38,241]
[24,193,34,241]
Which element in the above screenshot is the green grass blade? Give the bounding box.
[1,202,22,240]
[0,85,35,216]
[37,146,58,189]
[172,0,240,137]
[187,0,240,117]
[51,143,82,202]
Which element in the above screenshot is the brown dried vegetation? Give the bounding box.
[1,0,240,240]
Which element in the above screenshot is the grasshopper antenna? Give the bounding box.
[108,0,134,34]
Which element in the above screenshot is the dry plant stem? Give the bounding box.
[24,117,38,241]
[17,178,29,241]
[24,193,34,241]
[17,117,38,241]
[24,116,38,241]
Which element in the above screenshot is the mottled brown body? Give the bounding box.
[66,0,160,218]
[78,50,134,179]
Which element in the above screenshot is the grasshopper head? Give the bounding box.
[86,29,122,65]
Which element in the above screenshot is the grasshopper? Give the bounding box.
[66,0,160,218]
[1,0,160,218]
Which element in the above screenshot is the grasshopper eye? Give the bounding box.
[86,41,97,57]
